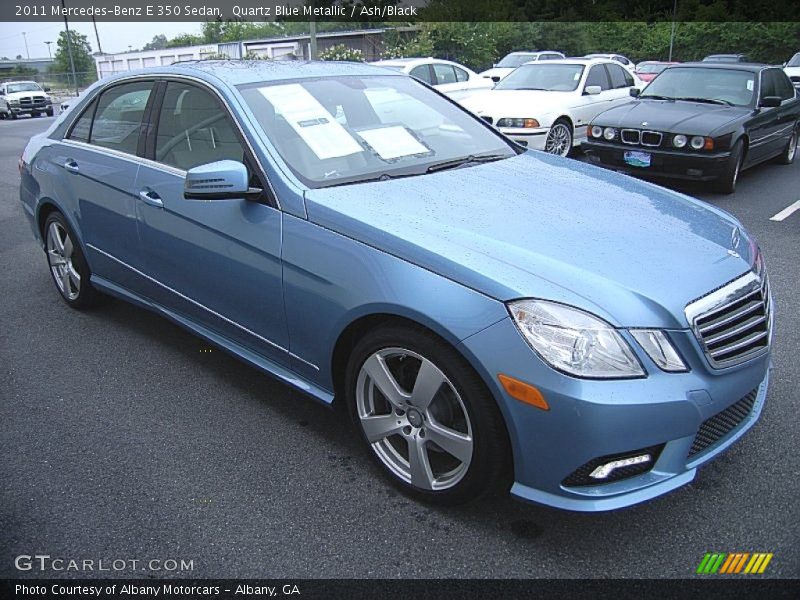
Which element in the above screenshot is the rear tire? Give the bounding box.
[345,324,511,505]
[776,126,797,165]
[714,139,744,194]
[43,212,105,309]
[46,108,54,117]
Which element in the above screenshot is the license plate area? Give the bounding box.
[624,150,651,168]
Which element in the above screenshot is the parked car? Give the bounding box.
[21,61,773,511]
[703,54,750,63]
[461,58,644,156]
[371,57,493,101]
[583,63,799,193]
[479,51,565,82]
[0,96,9,119]
[583,53,636,72]
[784,52,800,88]
[0,80,54,118]
[635,61,679,82]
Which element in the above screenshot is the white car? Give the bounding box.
[583,53,636,73]
[479,51,566,82]
[784,52,800,88]
[371,58,493,102]
[461,58,645,156]
[0,80,54,118]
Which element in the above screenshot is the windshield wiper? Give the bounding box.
[426,153,509,174]
[639,94,675,101]
[676,96,734,106]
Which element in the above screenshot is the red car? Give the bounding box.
[635,61,679,82]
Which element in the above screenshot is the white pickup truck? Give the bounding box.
[0,80,54,118]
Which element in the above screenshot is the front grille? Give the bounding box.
[641,130,663,147]
[562,444,664,487]
[691,276,771,368]
[688,389,757,458]
[18,95,46,107]
[480,116,493,125]
[621,129,641,144]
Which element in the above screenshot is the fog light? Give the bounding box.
[589,454,652,479]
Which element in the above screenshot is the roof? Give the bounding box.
[673,62,768,72]
[371,57,455,67]
[522,58,619,67]
[105,60,400,86]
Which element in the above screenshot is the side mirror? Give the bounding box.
[44,87,51,92]
[584,85,602,95]
[184,160,261,201]
[629,88,641,97]
[759,96,782,108]
[0,90,5,96]
[491,76,500,83]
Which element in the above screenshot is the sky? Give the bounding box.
[0,21,204,59]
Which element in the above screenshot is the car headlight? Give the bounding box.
[590,125,603,138]
[629,330,687,372]
[603,127,617,141]
[9,99,20,105]
[672,134,687,148]
[508,299,645,379]
[690,135,706,149]
[497,118,540,128]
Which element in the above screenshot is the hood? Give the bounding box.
[478,67,514,80]
[461,89,574,120]
[5,90,49,100]
[304,153,756,329]
[593,99,748,135]
[783,66,800,77]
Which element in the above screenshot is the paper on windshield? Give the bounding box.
[258,84,363,160]
[357,126,431,161]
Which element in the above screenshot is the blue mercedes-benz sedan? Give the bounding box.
[19,61,772,511]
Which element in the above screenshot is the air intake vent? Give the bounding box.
[688,389,757,458]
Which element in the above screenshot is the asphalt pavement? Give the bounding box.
[1,116,798,579]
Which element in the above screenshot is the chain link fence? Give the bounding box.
[1,72,96,106]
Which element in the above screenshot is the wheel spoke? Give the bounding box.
[410,359,445,410]
[63,235,74,259]
[362,354,409,409]
[68,263,81,288]
[408,437,434,490]
[361,414,404,443]
[49,224,65,253]
[47,250,66,266]
[426,422,473,464]
[60,268,71,294]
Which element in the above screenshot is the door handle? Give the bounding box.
[139,189,163,208]
[63,159,79,173]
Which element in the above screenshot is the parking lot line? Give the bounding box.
[770,200,800,222]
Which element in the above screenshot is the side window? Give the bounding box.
[90,81,153,155]
[67,98,97,143]
[585,65,610,91]
[432,64,457,85]
[607,64,629,89]
[409,65,433,85]
[454,66,469,82]
[155,81,246,172]
[759,70,777,99]
[776,71,795,100]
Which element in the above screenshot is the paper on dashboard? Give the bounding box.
[357,126,431,161]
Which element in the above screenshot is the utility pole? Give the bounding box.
[61,0,79,96]
[668,0,678,62]
[45,41,53,59]
[22,32,29,59]
[92,16,103,55]
[309,20,318,60]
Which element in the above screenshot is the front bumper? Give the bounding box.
[8,103,52,115]
[500,127,548,150]
[583,139,731,182]
[458,317,770,511]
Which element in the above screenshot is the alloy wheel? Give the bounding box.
[46,221,81,301]
[545,123,572,156]
[788,131,797,162]
[355,348,473,491]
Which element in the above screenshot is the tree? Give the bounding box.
[166,33,204,48]
[51,30,94,84]
[142,34,168,51]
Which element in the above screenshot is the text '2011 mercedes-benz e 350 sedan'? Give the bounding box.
[20,61,773,511]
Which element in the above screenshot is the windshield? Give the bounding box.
[239,75,515,189]
[640,67,755,107]
[497,54,538,68]
[787,53,800,67]
[6,82,42,93]
[637,63,670,74]
[494,63,584,92]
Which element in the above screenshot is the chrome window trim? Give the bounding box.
[60,138,186,177]
[60,72,280,209]
[87,243,323,369]
[685,271,772,369]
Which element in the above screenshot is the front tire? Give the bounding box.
[714,139,744,194]
[544,119,573,157]
[346,324,511,505]
[43,212,104,309]
[776,126,797,165]
[46,108,54,117]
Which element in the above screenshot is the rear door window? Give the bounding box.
[89,81,153,155]
[409,65,433,85]
[585,65,611,91]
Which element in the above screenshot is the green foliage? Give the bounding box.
[51,30,94,84]
[142,35,168,51]
[319,44,365,62]
[166,33,204,48]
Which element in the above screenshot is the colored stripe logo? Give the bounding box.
[696,552,773,574]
